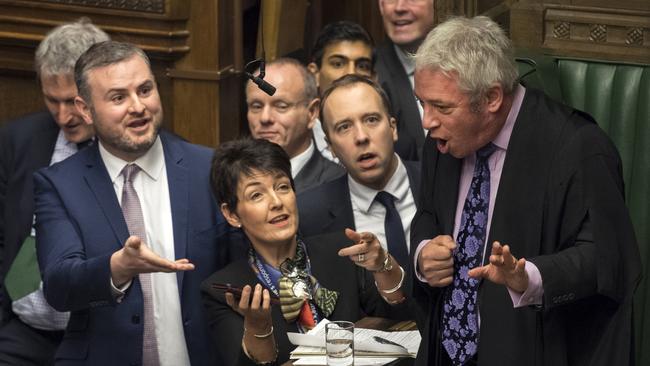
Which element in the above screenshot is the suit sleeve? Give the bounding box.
[34,170,116,312]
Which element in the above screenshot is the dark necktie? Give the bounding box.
[442,143,497,365]
[120,164,159,366]
[374,191,409,267]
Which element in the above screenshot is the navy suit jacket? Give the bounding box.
[34,131,241,365]
[0,111,59,322]
[375,41,424,161]
[297,160,420,237]
[293,147,344,193]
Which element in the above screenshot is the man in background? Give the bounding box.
[376,0,435,160]
[247,58,343,193]
[0,19,109,365]
[307,20,375,162]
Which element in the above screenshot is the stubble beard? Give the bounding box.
[91,107,162,157]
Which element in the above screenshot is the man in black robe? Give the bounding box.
[410,16,640,366]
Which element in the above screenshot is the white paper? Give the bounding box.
[289,318,420,364]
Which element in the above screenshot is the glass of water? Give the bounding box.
[325,321,354,366]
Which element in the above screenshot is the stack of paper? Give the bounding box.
[288,319,420,366]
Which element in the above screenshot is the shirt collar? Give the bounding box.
[290,140,314,178]
[394,43,415,76]
[99,136,165,184]
[348,154,409,213]
[492,84,526,151]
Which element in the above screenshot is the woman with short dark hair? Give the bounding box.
[201,138,408,365]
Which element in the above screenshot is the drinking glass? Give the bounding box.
[325,321,354,366]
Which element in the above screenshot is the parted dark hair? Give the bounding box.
[310,20,375,68]
[210,138,294,211]
[319,74,393,135]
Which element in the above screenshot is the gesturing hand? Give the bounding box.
[417,235,456,287]
[468,241,528,293]
[110,235,195,286]
[338,228,387,272]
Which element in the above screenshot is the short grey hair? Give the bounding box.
[250,58,318,101]
[75,41,151,103]
[35,17,110,79]
[414,16,518,103]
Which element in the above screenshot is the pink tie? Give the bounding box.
[120,164,160,366]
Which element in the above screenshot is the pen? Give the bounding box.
[211,283,281,305]
[372,335,408,351]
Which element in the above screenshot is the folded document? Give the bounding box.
[288,319,420,359]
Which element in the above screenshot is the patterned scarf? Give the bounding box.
[249,238,339,330]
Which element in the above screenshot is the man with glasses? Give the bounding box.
[376,0,435,161]
[246,58,343,193]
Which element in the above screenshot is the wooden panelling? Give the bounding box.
[511,1,650,64]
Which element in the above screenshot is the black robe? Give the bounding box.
[410,87,641,366]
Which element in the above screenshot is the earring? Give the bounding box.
[237,224,242,228]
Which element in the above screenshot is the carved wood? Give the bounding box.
[511,1,650,64]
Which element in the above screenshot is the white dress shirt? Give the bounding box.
[100,137,190,366]
[290,139,316,178]
[349,155,416,255]
[312,118,339,163]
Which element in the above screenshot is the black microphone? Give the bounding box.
[246,72,276,96]
[245,58,276,96]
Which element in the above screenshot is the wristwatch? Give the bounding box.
[375,251,393,272]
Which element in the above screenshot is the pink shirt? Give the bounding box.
[414,85,543,307]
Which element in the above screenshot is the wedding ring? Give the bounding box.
[358,253,365,262]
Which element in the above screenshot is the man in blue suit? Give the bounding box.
[34,41,238,365]
[298,75,419,275]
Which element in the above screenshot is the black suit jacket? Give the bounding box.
[201,231,409,365]
[375,41,423,161]
[297,160,420,237]
[293,147,344,193]
[410,88,640,366]
[0,111,58,322]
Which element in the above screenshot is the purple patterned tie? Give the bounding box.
[120,164,160,366]
[442,143,497,365]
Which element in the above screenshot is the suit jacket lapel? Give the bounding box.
[404,160,422,207]
[325,176,356,231]
[161,133,190,290]
[82,145,130,250]
[32,117,59,168]
[435,153,461,235]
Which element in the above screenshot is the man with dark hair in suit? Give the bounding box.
[298,75,419,280]
[307,20,377,162]
[34,41,237,365]
[0,18,109,365]
[411,16,639,366]
[376,0,435,161]
[246,57,343,193]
